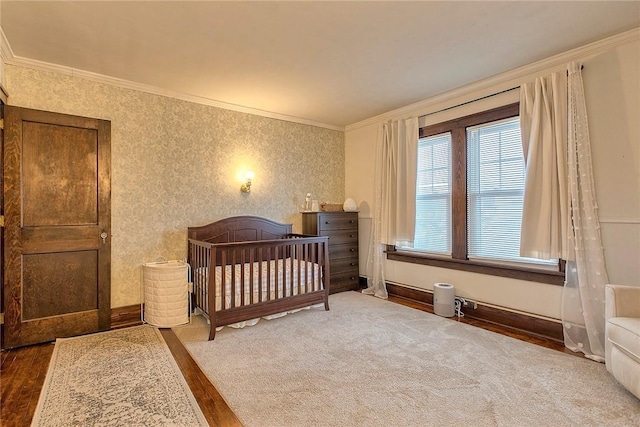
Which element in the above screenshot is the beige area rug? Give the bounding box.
[174,291,640,427]
[32,325,208,427]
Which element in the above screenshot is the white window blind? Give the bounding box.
[413,132,452,255]
[467,117,536,263]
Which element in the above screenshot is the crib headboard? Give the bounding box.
[187,215,293,244]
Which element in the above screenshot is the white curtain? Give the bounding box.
[519,71,570,260]
[562,62,609,362]
[364,118,418,299]
[520,63,609,361]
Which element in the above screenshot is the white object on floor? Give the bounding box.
[433,282,455,317]
[143,260,190,327]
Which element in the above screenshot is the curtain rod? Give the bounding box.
[419,65,584,120]
[419,86,519,119]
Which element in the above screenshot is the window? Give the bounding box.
[415,132,451,255]
[391,103,563,285]
[467,117,525,262]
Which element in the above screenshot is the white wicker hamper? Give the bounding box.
[142,260,190,327]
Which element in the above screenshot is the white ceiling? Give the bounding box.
[1,1,639,129]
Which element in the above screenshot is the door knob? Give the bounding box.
[100,231,108,244]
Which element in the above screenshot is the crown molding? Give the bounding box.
[346,27,640,132]
[0,27,13,65]
[0,27,12,101]
[0,27,343,132]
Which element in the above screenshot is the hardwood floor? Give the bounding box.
[160,329,241,427]
[1,297,582,427]
[1,341,54,426]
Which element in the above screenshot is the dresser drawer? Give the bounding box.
[329,270,360,294]
[330,269,360,284]
[324,229,358,245]
[330,256,359,273]
[318,213,358,231]
[327,242,358,259]
[330,279,359,294]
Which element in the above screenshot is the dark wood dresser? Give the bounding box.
[302,211,359,294]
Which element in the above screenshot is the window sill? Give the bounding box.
[386,251,564,286]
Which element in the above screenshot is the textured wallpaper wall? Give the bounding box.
[6,65,345,307]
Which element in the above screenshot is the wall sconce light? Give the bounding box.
[240,171,255,193]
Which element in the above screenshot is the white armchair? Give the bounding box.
[605,284,640,399]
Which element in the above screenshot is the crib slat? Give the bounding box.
[289,244,295,297]
[258,247,263,303]
[305,242,310,293]
[264,246,269,301]
[284,243,289,298]
[321,242,325,292]
[240,249,245,307]
[222,251,231,310]
[235,250,242,307]
[276,245,281,300]
[198,244,202,310]
[303,242,309,294]
[272,245,277,300]
[283,244,288,298]
[298,243,303,295]
[308,243,313,292]
[296,243,302,295]
[248,248,254,305]
[311,242,317,291]
[279,244,284,298]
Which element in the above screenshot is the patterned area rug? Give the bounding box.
[32,326,208,427]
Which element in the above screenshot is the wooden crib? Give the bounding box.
[187,216,330,340]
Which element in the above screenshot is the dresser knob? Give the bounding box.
[350,262,356,266]
[350,248,355,252]
[325,221,330,224]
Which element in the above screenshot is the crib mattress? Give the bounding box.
[194,257,323,314]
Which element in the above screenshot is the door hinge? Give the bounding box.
[0,313,4,325]
[0,118,4,130]
[0,215,4,227]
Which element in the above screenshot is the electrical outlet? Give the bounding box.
[463,299,477,310]
[455,296,478,310]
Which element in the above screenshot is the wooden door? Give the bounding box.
[0,103,4,346]
[2,106,111,348]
